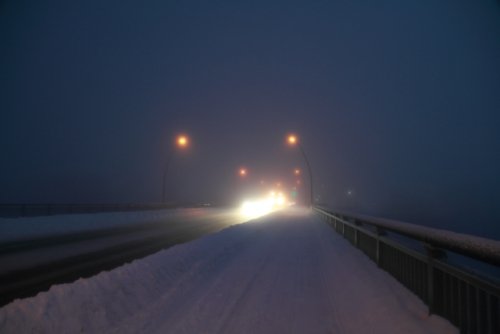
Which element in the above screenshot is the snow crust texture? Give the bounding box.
[0,208,457,334]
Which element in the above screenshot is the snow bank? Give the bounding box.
[0,208,457,334]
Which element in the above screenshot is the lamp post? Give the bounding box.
[286,134,314,207]
[162,134,189,203]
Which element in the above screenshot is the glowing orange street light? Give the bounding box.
[239,167,247,177]
[162,133,191,203]
[176,134,189,148]
[287,134,298,145]
[294,168,301,176]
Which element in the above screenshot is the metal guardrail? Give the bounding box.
[314,206,500,334]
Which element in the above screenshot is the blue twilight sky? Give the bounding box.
[1,0,499,238]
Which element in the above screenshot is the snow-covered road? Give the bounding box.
[0,207,457,333]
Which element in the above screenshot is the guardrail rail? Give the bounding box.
[314,206,500,334]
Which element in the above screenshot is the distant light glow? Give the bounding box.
[239,168,247,177]
[294,168,300,175]
[240,191,289,220]
[240,200,273,219]
[177,135,189,148]
[276,195,285,206]
[287,134,298,145]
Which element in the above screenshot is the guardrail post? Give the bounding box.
[425,244,446,315]
[353,219,362,247]
[375,227,386,267]
[353,224,358,246]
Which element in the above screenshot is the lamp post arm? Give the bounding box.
[298,143,314,206]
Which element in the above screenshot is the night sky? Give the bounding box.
[1,1,499,238]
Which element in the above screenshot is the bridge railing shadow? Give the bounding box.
[314,206,500,334]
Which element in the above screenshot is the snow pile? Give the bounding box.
[0,208,457,334]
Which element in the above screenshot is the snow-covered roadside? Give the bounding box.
[0,208,457,334]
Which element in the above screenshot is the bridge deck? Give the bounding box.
[0,208,456,333]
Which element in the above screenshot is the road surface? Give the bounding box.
[0,207,248,306]
[0,207,457,333]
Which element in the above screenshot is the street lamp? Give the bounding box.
[239,167,248,177]
[287,134,297,145]
[286,133,314,207]
[162,134,189,203]
[177,135,188,148]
